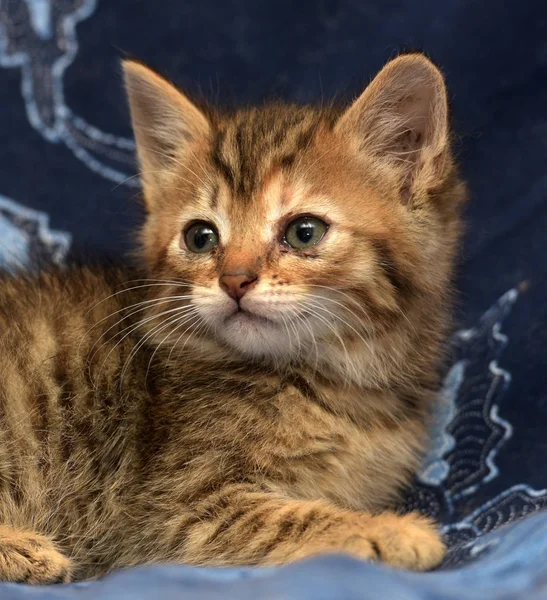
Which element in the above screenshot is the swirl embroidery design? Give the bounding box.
[0,192,71,269]
[0,0,137,185]
[405,288,547,566]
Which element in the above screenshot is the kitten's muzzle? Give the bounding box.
[219,272,258,301]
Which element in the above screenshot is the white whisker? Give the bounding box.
[92,305,197,385]
[300,304,355,387]
[84,281,193,318]
[81,294,196,354]
[120,308,201,384]
[145,307,202,379]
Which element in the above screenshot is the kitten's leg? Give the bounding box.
[0,525,72,584]
[180,488,445,570]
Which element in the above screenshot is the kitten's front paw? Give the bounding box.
[0,528,72,584]
[366,512,445,571]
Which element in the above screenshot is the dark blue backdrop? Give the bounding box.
[1,1,546,598]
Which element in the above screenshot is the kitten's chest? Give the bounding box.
[163,370,425,513]
[248,384,425,512]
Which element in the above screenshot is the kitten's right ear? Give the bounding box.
[335,53,449,203]
[122,60,210,194]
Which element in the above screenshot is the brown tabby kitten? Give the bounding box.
[0,53,466,583]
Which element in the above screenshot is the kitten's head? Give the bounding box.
[123,54,465,381]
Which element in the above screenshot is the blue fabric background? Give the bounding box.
[1,1,547,598]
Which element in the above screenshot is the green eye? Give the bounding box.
[184,221,219,253]
[284,216,329,250]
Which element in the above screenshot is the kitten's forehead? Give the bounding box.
[209,105,335,200]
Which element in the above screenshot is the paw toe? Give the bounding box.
[0,531,72,584]
[371,513,445,571]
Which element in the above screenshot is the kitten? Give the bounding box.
[0,53,466,583]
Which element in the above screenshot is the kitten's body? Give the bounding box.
[0,54,466,582]
[0,266,424,578]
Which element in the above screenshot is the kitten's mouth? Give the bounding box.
[217,306,295,358]
[225,309,277,327]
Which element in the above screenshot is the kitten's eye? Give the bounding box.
[284,216,328,250]
[184,221,219,253]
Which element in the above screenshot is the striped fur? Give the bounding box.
[0,53,466,582]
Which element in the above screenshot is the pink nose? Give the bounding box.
[219,273,258,301]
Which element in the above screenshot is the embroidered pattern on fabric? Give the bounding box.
[0,193,71,270]
[0,0,137,186]
[405,288,547,566]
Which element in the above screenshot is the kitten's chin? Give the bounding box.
[217,311,292,360]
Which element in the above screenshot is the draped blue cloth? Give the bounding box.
[1,1,546,597]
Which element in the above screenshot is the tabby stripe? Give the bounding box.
[297,509,321,536]
[211,130,235,189]
[242,507,269,535]
[294,126,316,153]
[260,510,300,557]
[192,484,259,520]
[353,287,402,331]
[396,389,429,420]
[312,515,343,537]
[235,122,258,198]
[280,153,296,168]
[370,238,416,299]
[205,509,247,545]
[205,502,269,549]
[369,540,381,559]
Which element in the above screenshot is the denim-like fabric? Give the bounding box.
[1,1,546,597]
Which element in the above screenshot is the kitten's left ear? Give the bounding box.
[122,60,210,197]
[335,53,449,200]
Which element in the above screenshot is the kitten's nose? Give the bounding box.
[219,273,258,301]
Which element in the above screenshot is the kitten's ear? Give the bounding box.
[335,53,449,200]
[122,60,210,192]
